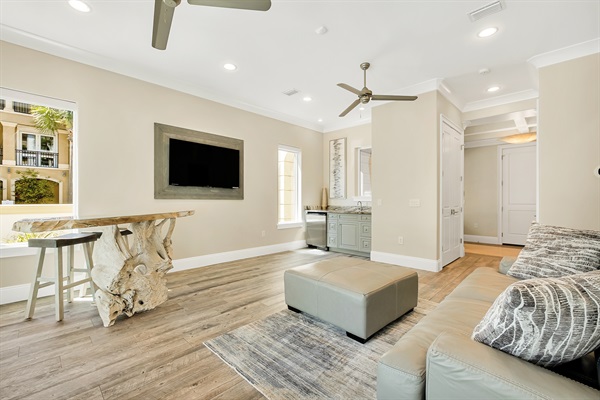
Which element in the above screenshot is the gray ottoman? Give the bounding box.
[284,257,418,343]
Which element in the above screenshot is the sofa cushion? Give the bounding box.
[472,271,600,367]
[507,223,600,279]
[377,268,515,400]
[426,332,600,399]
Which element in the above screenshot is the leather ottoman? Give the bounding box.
[284,257,418,343]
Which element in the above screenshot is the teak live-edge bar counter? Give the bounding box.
[12,210,194,327]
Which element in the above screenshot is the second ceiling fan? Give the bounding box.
[152,0,272,50]
[338,62,417,117]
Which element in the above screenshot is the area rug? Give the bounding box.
[204,299,438,399]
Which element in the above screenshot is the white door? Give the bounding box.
[502,145,536,245]
[441,120,464,267]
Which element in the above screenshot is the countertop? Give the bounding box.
[305,206,372,215]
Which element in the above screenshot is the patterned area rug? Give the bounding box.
[204,299,438,399]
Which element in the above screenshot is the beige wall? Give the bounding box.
[538,53,600,230]
[464,146,498,237]
[371,91,439,261]
[322,123,371,207]
[371,91,461,266]
[0,41,324,289]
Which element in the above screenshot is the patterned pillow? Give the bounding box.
[472,271,600,367]
[507,223,600,279]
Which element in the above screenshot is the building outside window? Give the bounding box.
[278,145,302,227]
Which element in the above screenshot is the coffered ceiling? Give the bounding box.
[0,0,598,132]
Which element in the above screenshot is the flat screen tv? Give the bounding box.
[154,123,244,200]
[168,138,240,189]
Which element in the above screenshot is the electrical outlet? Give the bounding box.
[409,199,421,207]
[473,222,479,229]
[398,236,404,245]
[377,199,382,206]
[261,230,266,237]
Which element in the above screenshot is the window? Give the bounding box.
[18,131,58,168]
[357,147,372,199]
[278,145,302,227]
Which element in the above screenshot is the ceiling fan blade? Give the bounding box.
[187,0,271,11]
[152,0,179,50]
[371,94,418,101]
[339,99,361,117]
[337,83,362,95]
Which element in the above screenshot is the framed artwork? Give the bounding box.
[329,138,346,199]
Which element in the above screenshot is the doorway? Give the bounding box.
[441,117,464,267]
[499,144,536,245]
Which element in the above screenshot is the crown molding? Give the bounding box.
[461,89,539,113]
[0,25,324,133]
[528,38,600,69]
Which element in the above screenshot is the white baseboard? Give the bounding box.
[0,283,55,305]
[171,240,307,272]
[370,251,442,272]
[0,240,308,305]
[464,235,500,245]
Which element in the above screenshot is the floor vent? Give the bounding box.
[282,88,299,96]
[468,0,505,22]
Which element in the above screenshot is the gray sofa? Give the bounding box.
[377,267,600,399]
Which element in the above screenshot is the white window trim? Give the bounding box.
[277,144,302,229]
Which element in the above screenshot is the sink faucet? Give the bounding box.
[357,201,363,212]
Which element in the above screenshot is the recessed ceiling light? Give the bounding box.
[317,118,323,123]
[223,63,237,71]
[68,0,91,12]
[478,27,498,38]
[487,86,500,92]
[315,26,328,35]
[303,96,312,102]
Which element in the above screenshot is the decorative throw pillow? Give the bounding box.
[507,223,600,280]
[472,271,600,367]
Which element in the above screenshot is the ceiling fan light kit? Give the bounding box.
[337,62,417,117]
[152,0,272,50]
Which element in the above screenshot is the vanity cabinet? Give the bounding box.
[327,213,371,256]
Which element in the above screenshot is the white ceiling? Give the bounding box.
[1,0,599,133]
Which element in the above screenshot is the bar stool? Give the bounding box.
[25,232,100,322]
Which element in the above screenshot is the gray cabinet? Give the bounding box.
[327,213,371,256]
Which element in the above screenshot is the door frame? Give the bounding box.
[439,114,465,267]
[496,142,539,244]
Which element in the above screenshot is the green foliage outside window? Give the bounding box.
[14,169,54,204]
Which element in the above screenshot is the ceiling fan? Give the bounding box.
[337,62,418,117]
[152,0,272,50]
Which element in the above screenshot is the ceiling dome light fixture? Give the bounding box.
[487,85,500,92]
[303,96,312,102]
[68,0,91,12]
[223,63,237,71]
[500,133,537,144]
[478,27,498,38]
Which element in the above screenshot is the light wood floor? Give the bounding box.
[0,246,510,399]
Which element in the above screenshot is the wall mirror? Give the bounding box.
[356,147,372,200]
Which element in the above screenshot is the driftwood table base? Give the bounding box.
[92,219,175,327]
[13,211,193,327]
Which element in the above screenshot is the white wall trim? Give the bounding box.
[0,26,323,134]
[528,38,600,69]
[0,282,55,305]
[464,235,500,245]
[462,89,539,113]
[371,251,442,272]
[171,240,307,273]
[0,240,308,304]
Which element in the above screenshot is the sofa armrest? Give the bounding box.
[426,332,600,400]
